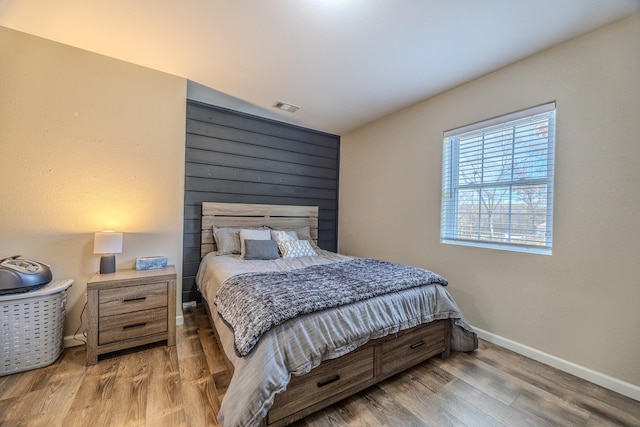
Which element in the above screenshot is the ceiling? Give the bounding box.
[1,0,639,135]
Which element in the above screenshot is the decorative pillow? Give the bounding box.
[243,239,280,260]
[270,229,298,242]
[239,228,271,258]
[277,240,318,258]
[213,227,241,255]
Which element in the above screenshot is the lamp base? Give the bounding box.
[99,255,116,274]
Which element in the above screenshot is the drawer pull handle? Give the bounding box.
[317,375,341,388]
[410,340,426,349]
[123,296,147,302]
[123,322,147,330]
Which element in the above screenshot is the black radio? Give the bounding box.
[0,256,53,294]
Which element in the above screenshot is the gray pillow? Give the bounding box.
[213,227,241,255]
[239,228,271,258]
[243,239,280,260]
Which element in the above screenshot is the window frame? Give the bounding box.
[440,102,556,255]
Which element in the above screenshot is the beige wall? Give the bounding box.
[0,27,187,341]
[339,14,640,390]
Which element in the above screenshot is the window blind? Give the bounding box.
[441,102,556,254]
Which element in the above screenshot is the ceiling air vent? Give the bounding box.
[274,101,300,113]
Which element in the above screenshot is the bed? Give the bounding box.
[195,202,477,427]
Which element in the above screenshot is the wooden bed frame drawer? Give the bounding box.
[269,346,374,423]
[98,307,168,345]
[99,282,168,317]
[380,320,447,376]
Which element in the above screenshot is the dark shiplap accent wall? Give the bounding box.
[182,100,340,302]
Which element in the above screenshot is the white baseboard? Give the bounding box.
[472,326,640,402]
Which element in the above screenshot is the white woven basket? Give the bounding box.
[1,279,73,376]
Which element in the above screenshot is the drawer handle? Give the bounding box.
[123,322,147,330]
[123,296,147,303]
[410,340,426,349]
[317,375,341,388]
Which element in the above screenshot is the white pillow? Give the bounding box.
[270,225,318,247]
[239,228,271,258]
[270,229,298,242]
[277,240,318,258]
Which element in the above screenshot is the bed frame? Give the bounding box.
[200,202,450,426]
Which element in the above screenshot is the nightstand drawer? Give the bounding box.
[99,282,168,317]
[98,307,168,345]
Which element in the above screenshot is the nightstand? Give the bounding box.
[86,266,176,365]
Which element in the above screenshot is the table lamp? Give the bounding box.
[94,231,123,274]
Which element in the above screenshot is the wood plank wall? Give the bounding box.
[182,100,340,302]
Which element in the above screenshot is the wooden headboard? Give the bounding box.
[201,202,319,257]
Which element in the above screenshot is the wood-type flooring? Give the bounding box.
[1,305,638,426]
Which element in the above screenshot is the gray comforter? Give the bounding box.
[196,251,477,427]
[215,258,449,356]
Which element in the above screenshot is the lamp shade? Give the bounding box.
[93,231,123,254]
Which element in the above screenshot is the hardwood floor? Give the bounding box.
[1,305,639,426]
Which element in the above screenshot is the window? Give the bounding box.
[441,102,556,254]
